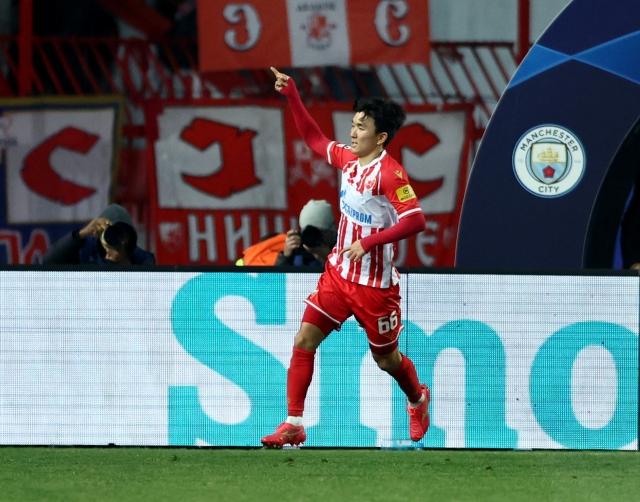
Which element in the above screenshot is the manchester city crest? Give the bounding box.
[512,125,586,198]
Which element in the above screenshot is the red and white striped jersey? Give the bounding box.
[324,141,423,288]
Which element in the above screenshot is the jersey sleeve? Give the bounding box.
[380,164,423,218]
[360,212,426,253]
[327,141,357,170]
[282,79,332,156]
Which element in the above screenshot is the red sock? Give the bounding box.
[390,353,423,403]
[286,346,316,416]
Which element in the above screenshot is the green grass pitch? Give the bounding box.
[0,447,639,501]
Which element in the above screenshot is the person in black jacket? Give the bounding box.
[43,204,155,265]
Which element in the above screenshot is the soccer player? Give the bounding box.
[261,67,429,448]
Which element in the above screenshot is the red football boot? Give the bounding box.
[261,422,307,448]
[407,384,430,442]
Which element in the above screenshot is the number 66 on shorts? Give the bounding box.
[303,264,404,354]
[378,311,399,335]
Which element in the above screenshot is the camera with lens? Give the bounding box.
[300,225,324,248]
[100,222,137,256]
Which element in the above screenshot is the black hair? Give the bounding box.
[102,222,137,256]
[353,98,406,146]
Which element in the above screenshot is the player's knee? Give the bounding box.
[372,348,401,373]
[373,355,398,373]
[375,358,392,373]
[293,331,313,350]
[293,324,325,351]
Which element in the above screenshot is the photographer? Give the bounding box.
[275,199,337,266]
[43,204,155,265]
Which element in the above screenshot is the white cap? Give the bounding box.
[299,199,336,231]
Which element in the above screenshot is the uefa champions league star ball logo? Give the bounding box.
[512,125,586,198]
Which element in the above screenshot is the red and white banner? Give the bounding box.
[3,101,119,224]
[198,0,430,72]
[146,99,472,267]
[0,98,122,264]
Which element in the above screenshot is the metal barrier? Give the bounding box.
[0,35,517,135]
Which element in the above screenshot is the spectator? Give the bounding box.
[43,204,155,265]
[236,233,286,266]
[275,199,338,266]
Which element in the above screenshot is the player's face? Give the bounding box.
[350,112,386,162]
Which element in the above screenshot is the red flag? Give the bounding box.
[348,0,430,66]
[199,1,291,73]
[198,0,430,72]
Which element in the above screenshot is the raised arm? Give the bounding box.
[271,67,331,156]
[43,217,111,264]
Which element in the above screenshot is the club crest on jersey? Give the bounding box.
[364,175,377,191]
[396,185,416,202]
[512,124,586,198]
